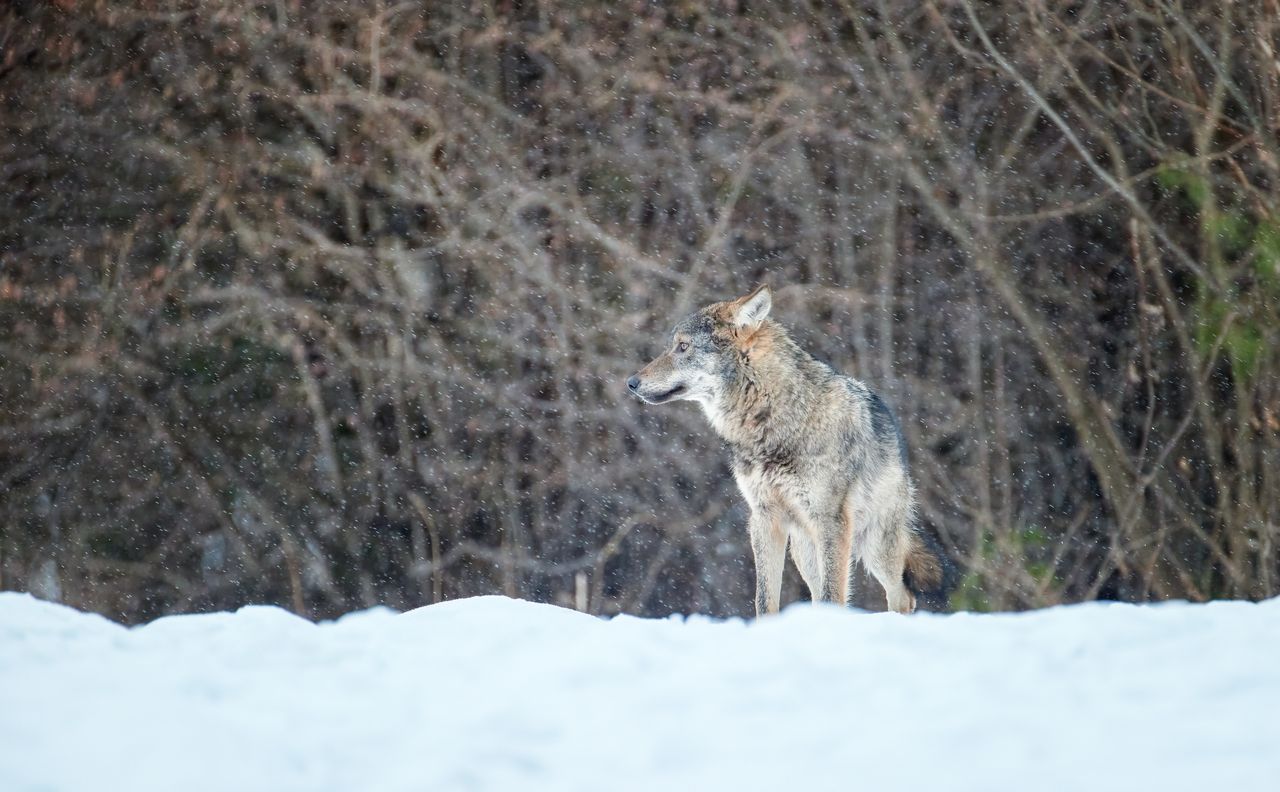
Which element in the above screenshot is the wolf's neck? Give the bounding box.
[702,326,818,450]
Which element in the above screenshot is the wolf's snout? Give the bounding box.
[626,375,641,391]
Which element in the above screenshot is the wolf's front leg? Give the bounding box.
[823,502,856,606]
[748,509,787,616]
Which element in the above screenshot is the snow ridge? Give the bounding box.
[2,593,1277,792]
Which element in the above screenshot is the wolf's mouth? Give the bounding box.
[640,384,686,404]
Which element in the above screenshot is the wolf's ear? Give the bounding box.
[733,284,772,327]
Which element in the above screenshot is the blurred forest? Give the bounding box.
[2,0,1278,623]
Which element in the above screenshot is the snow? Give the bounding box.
[1,593,1277,792]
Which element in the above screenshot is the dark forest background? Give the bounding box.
[2,0,1278,623]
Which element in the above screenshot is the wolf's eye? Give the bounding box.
[675,341,690,353]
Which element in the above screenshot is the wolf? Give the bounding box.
[627,284,950,616]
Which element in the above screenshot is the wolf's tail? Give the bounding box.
[902,529,957,611]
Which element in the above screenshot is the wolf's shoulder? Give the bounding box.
[828,371,874,402]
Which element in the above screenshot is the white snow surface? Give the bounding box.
[1,593,1277,792]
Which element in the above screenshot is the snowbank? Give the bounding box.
[1,593,1277,792]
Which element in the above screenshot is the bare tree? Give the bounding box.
[1,0,1276,621]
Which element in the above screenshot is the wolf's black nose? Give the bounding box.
[626,375,640,391]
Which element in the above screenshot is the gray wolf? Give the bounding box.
[626,284,950,615]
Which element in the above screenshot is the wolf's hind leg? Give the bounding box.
[882,576,917,614]
[858,492,918,614]
[863,549,916,613]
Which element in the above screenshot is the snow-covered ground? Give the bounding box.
[1,593,1277,792]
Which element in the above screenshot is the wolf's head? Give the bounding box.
[626,284,773,406]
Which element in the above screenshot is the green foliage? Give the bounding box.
[1158,158,1280,385]
[952,525,1061,612]
[1255,223,1280,287]
[1155,163,1208,206]
[950,570,992,612]
[1194,296,1267,385]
